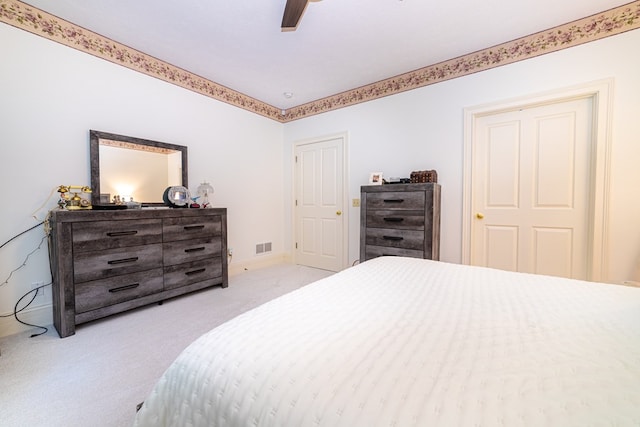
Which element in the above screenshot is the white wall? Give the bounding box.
[0,24,285,336]
[283,29,640,284]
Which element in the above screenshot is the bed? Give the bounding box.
[133,256,640,426]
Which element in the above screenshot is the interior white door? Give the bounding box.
[471,97,593,279]
[294,137,345,271]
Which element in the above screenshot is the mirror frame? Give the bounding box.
[89,130,188,206]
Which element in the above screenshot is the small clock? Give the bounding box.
[163,186,190,208]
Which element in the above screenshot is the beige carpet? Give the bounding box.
[0,263,333,427]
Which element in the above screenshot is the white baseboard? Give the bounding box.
[228,251,289,276]
[0,303,53,339]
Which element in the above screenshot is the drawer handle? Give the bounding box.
[107,256,139,265]
[383,236,404,241]
[383,217,404,222]
[108,283,140,293]
[184,225,205,231]
[184,247,206,253]
[106,230,138,237]
[185,268,206,276]
[383,199,404,203]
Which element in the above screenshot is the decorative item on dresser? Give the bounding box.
[410,169,438,183]
[48,208,227,338]
[360,183,440,262]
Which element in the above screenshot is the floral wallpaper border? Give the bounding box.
[2,0,639,123]
[0,0,283,121]
[101,139,175,155]
[287,1,640,121]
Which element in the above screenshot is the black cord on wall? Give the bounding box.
[0,283,51,337]
[0,222,44,250]
[1,221,51,337]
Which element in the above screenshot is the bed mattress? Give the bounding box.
[134,257,640,426]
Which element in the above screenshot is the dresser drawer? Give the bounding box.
[365,191,425,210]
[72,219,162,252]
[75,268,164,314]
[73,243,163,283]
[163,216,221,242]
[365,228,425,250]
[364,245,424,260]
[366,210,426,230]
[163,257,223,291]
[163,237,222,266]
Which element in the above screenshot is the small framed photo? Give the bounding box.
[369,172,383,185]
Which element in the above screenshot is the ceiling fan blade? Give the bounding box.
[281,0,309,30]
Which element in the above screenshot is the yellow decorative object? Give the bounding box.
[57,185,92,210]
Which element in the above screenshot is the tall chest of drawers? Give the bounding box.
[360,183,440,262]
[48,208,227,337]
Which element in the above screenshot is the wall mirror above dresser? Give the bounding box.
[47,131,226,338]
[89,130,188,206]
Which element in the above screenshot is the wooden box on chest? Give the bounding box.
[48,208,227,337]
[360,183,440,262]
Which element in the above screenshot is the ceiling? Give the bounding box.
[19,0,633,110]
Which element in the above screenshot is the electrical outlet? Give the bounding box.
[352,198,360,207]
[228,248,233,256]
[31,281,45,299]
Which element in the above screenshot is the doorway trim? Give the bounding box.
[292,132,350,271]
[462,79,613,282]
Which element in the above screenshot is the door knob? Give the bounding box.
[336,211,342,216]
[476,213,484,219]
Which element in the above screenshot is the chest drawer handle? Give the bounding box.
[108,283,140,293]
[383,217,404,222]
[107,256,139,265]
[184,246,206,253]
[184,225,205,231]
[185,268,206,276]
[383,199,404,203]
[106,230,138,237]
[383,236,404,241]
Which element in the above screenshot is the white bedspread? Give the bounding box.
[134,257,640,426]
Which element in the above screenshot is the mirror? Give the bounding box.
[90,130,188,206]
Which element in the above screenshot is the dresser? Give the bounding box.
[360,183,440,262]
[48,208,227,337]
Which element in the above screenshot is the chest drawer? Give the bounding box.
[163,216,221,242]
[364,228,425,250]
[73,243,163,283]
[163,237,222,266]
[364,245,424,259]
[72,219,162,252]
[366,210,426,230]
[365,191,425,210]
[75,268,164,314]
[164,257,223,291]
